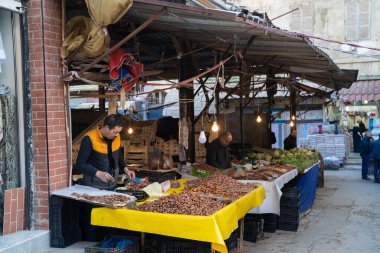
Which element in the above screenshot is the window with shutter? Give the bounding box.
[303,5,314,35]
[359,0,370,39]
[291,8,302,32]
[345,0,370,40]
[290,5,314,35]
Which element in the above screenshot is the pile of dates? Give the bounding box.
[138,174,260,215]
[186,174,259,201]
[137,191,226,215]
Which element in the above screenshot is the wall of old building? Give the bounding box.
[228,0,380,79]
[27,0,69,230]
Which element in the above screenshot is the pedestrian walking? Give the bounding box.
[360,131,373,180]
[353,123,362,153]
[370,133,380,183]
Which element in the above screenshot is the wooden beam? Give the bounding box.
[194,36,256,124]
[182,30,210,104]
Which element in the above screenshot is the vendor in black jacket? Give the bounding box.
[76,114,136,241]
[76,114,135,190]
[284,129,297,150]
[206,132,232,169]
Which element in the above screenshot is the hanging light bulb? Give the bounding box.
[211,121,219,132]
[211,116,219,132]
[289,120,294,127]
[256,115,262,123]
[127,127,133,134]
[291,115,296,120]
[199,131,207,144]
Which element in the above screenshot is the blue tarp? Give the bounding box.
[295,163,320,213]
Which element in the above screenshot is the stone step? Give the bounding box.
[348,153,361,158]
[345,158,362,164]
[343,165,362,170]
[0,230,50,253]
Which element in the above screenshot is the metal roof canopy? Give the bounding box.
[116,0,358,90]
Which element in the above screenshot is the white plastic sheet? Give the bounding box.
[240,169,298,215]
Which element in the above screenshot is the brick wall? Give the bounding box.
[3,188,26,235]
[28,0,69,230]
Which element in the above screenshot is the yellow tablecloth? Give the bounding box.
[91,182,265,253]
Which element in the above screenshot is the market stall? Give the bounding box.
[52,174,265,253]
[295,162,320,213]
[242,168,298,215]
[91,182,265,253]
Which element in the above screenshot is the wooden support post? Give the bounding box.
[290,85,297,131]
[99,86,106,112]
[182,30,210,104]
[108,96,118,115]
[179,52,195,163]
[239,92,244,155]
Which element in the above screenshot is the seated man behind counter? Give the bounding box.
[206,131,233,170]
[76,114,135,190]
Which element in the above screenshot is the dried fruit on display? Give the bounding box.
[170,180,181,188]
[239,164,295,181]
[137,191,226,215]
[125,180,150,191]
[191,163,220,178]
[137,174,261,215]
[186,174,260,201]
[71,192,135,208]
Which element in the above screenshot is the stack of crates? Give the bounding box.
[50,195,81,247]
[277,187,300,232]
[243,214,263,242]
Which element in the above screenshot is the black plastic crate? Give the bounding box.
[225,228,240,252]
[158,236,211,253]
[261,214,278,233]
[276,220,299,232]
[84,235,139,253]
[155,227,240,253]
[280,195,300,203]
[263,222,277,233]
[243,215,263,242]
[135,171,181,183]
[50,195,81,248]
[278,212,299,222]
[282,188,300,198]
[280,203,300,213]
[261,214,277,224]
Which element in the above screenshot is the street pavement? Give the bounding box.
[244,169,380,253]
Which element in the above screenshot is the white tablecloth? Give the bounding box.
[240,169,298,215]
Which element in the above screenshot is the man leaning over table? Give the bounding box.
[76,114,135,189]
[206,131,233,170]
[76,114,135,240]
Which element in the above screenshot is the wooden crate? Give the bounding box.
[124,145,149,165]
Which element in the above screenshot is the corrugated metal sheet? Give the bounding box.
[67,0,357,90]
[123,0,357,89]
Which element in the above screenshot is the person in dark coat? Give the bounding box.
[360,131,373,180]
[357,118,366,134]
[206,132,232,170]
[370,134,380,183]
[352,123,362,153]
[284,129,297,150]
